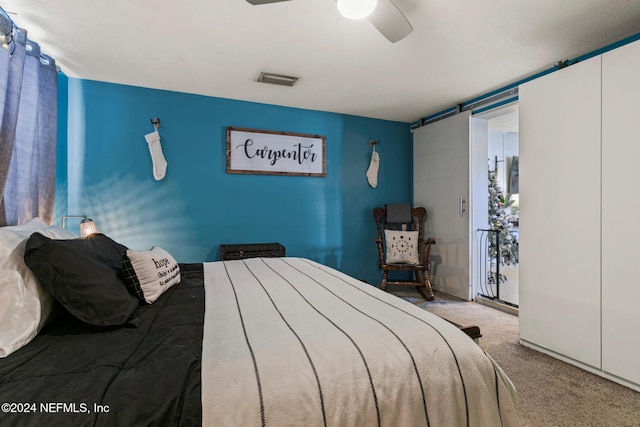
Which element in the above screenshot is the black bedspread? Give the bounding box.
[0,263,204,427]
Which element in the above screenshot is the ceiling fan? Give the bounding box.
[245,0,413,43]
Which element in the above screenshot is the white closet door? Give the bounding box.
[413,111,472,300]
[519,57,602,368]
[602,39,640,384]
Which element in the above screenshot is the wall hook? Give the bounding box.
[150,117,160,130]
[369,139,379,148]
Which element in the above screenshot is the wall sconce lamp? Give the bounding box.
[62,215,100,237]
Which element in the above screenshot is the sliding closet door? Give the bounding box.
[602,39,640,385]
[413,111,472,300]
[519,57,601,368]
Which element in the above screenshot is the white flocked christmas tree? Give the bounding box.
[488,169,518,268]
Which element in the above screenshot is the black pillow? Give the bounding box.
[24,232,139,327]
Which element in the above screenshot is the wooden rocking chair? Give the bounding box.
[374,204,436,301]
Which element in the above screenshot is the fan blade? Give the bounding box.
[368,0,413,43]
[245,0,292,4]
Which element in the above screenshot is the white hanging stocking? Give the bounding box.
[144,131,167,181]
[367,150,380,188]
[366,150,380,188]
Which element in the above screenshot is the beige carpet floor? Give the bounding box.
[388,287,640,427]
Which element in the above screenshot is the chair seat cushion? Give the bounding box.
[384,229,420,264]
[382,263,424,269]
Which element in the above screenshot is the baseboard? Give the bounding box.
[520,339,640,393]
[475,295,519,316]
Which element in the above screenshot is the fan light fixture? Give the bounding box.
[337,0,378,20]
[245,0,412,43]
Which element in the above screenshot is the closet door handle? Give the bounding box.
[459,196,466,217]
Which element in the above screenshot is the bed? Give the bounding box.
[0,220,519,426]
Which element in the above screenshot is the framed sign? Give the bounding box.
[226,127,326,177]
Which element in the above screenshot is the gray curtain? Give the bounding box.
[0,15,57,226]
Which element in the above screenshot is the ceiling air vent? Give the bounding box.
[257,72,298,87]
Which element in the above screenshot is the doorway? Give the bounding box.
[476,104,520,308]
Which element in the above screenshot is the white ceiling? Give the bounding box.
[488,110,518,134]
[482,104,519,133]
[2,0,640,123]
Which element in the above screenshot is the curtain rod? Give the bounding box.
[0,5,57,69]
[411,31,640,130]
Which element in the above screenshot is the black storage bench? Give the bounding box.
[219,243,286,261]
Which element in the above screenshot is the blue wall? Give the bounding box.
[58,77,412,284]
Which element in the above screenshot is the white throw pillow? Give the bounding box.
[0,218,77,357]
[384,229,420,265]
[120,246,181,304]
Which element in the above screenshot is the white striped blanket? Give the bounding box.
[202,257,519,426]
